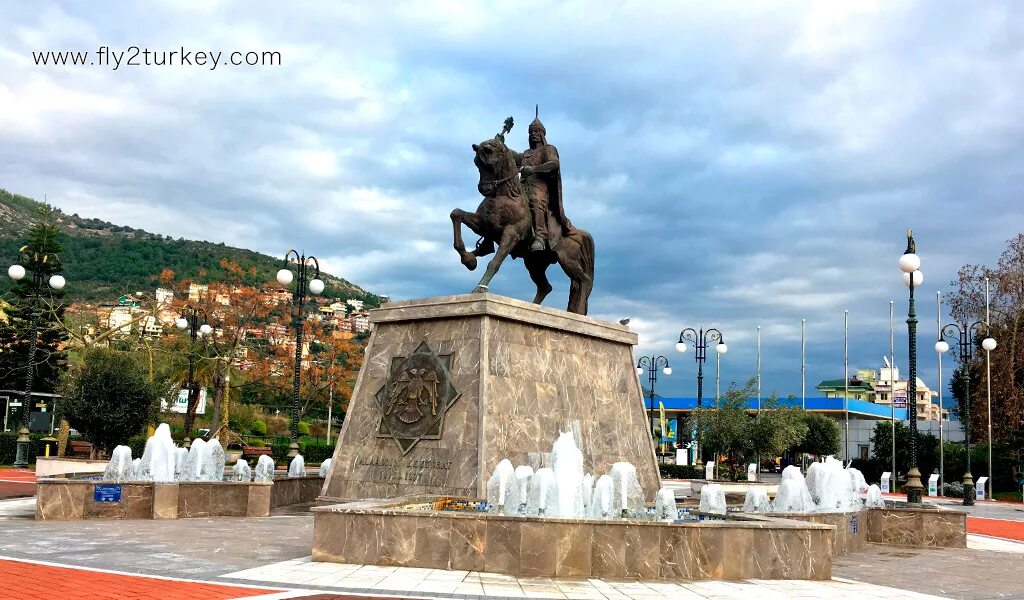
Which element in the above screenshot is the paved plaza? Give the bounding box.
[1,498,1023,600]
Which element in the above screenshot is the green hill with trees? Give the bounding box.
[0,188,378,304]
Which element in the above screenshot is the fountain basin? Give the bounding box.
[311,495,834,580]
[866,504,966,548]
[35,475,324,520]
[769,510,867,555]
[688,479,778,503]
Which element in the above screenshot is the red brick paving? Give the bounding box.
[0,468,35,499]
[967,516,1024,542]
[0,559,277,600]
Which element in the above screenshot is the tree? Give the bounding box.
[946,233,1024,443]
[695,379,755,478]
[748,395,808,462]
[793,411,841,458]
[0,206,68,395]
[869,421,939,481]
[57,348,166,456]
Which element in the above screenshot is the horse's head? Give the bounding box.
[473,138,517,197]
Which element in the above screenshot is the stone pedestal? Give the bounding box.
[321,293,661,502]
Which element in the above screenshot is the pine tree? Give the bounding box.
[0,207,68,403]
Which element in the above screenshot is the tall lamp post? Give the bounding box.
[636,356,671,450]
[898,230,925,503]
[676,328,726,463]
[7,249,66,468]
[175,305,211,437]
[277,250,325,458]
[935,319,995,506]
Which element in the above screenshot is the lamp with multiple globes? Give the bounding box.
[278,250,324,456]
[899,230,925,503]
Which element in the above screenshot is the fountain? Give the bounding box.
[525,467,557,516]
[102,446,133,482]
[772,465,815,513]
[254,455,275,482]
[579,473,594,517]
[319,458,333,478]
[865,484,885,508]
[232,459,252,482]
[552,431,584,517]
[610,462,642,518]
[181,438,209,482]
[699,483,726,515]
[201,439,226,481]
[814,456,862,512]
[288,454,306,477]
[654,487,676,519]
[590,474,614,518]
[742,487,771,512]
[513,465,534,513]
[38,424,329,521]
[486,459,516,514]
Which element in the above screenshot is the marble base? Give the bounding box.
[322,293,662,503]
[772,511,867,555]
[35,477,323,520]
[866,506,966,548]
[311,496,834,580]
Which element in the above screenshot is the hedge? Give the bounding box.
[300,441,336,464]
[658,463,704,480]
[0,432,51,464]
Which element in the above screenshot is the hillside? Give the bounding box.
[0,188,379,304]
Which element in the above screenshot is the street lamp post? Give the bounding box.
[936,320,996,506]
[175,305,212,437]
[898,230,925,503]
[636,356,670,450]
[277,250,324,458]
[8,247,66,468]
[676,328,727,464]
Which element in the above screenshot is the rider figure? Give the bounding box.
[513,111,573,252]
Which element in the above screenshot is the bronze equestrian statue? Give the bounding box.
[450,111,595,315]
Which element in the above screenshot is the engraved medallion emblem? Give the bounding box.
[374,340,461,454]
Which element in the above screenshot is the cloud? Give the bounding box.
[0,0,1021,396]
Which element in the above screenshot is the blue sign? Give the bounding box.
[850,515,859,534]
[94,484,122,503]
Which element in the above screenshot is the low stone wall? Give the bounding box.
[271,475,324,509]
[312,496,835,580]
[35,457,107,478]
[866,506,966,548]
[771,511,867,555]
[36,480,272,520]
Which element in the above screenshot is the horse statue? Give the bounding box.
[450,117,595,315]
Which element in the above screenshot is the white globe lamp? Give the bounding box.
[982,337,997,352]
[675,342,687,353]
[716,343,728,354]
[898,253,921,274]
[276,268,294,286]
[199,324,213,336]
[309,278,325,295]
[175,317,188,330]
[934,340,949,354]
[8,265,25,281]
[663,366,672,376]
[48,274,65,290]
[902,271,923,287]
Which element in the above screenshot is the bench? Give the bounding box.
[69,441,93,457]
[242,445,273,460]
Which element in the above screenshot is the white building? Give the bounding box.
[155,287,174,307]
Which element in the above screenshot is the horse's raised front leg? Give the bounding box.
[473,228,517,293]
[451,209,483,271]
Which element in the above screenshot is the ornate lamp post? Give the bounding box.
[935,320,995,506]
[676,328,726,463]
[277,250,324,458]
[898,230,925,503]
[8,247,66,468]
[636,356,671,444]
[175,305,211,437]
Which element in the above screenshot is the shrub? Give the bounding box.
[251,420,267,436]
[0,432,49,465]
[658,464,704,480]
[56,348,166,455]
[942,481,965,498]
[127,435,147,460]
[297,421,311,436]
[300,441,336,464]
[993,492,1022,503]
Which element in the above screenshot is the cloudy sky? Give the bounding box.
[1,1,1022,398]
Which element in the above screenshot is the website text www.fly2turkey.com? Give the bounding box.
[32,46,281,71]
